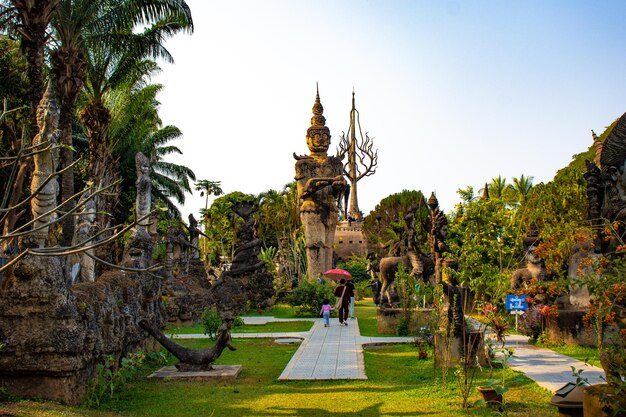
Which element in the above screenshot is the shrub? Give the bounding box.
[285,280,335,317]
[337,255,370,282]
[201,308,244,339]
[397,317,409,336]
[84,351,146,408]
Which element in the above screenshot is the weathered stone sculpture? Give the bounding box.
[29,83,60,248]
[134,152,151,238]
[586,112,626,252]
[141,201,274,371]
[185,213,207,260]
[71,195,96,283]
[121,152,153,270]
[294,87,346,280]
[427,193,464,337]
[378,208,434,307]
[511,224,548,291]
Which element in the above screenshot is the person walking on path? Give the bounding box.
[346,279,356,319]
[320,299,333,327]
[335,278,352,326]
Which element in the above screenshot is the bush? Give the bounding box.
[337,255,371,283]
[201,308,244,339]
[84,352,146,408]
[355,280,372,300]
[397,317,409,336]
[285,280,335,317]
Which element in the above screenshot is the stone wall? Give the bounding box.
[0,255,163,404]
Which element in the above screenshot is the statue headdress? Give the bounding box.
[306,83,330,140]
[599,112,626,170]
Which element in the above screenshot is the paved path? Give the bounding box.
[504,334,605,392]
[173,317,606,389]
[173,316,413,380]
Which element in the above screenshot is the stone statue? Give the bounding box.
[586,112,626,252]
[294,87,346,280]
[426,193,464,337]
[140,201,274,371]
[511,224,548,291]
[71,195,96,283]
[134,152,151,238]
[378,207,435,307]
[121,153,153,270]
[30,83,60,248]
[184,213,207,260]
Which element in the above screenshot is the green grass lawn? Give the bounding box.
[166,320,314,335]
[0,339,556,417]
[543,343,601,368]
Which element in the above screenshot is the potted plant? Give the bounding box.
[477,346,515,406]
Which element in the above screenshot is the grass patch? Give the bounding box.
[245,303,303,318]
[546,344,601,368]
[1,340,555,416]
[166,320,314,335]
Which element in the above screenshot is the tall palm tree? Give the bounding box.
[51,0,193,235]
[0,0,59,130]
[488,175,508,199]
[0,0,59,236]
[510,174,534,205]
[110,82,195,220]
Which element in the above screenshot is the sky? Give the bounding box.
[154,0,626,219]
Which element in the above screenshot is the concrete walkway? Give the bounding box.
[173,317,606,389]
[173,316,413,380]
[504,334,605,392]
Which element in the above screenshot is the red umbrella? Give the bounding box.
[323,268,352,281]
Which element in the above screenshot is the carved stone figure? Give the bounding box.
[184,213,207,260]
[294,87,346,279]
[141,201,274,371]
[134,152,151,238]
[426,193,465,337]
[122,153,153,270]
[586,112,626,252]
[71,196,96,283]
[511,224,548,290]
[378,253,434,307]
[30,83,60,248]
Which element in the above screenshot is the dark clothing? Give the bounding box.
[346,281,355,294]
[334,284,352,323]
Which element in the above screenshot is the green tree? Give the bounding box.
[202,192,254,266]
[362,189,429,258]
[448,192,521,303]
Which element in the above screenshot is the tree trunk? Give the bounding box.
[52,45,85,245]
[139,317,236,371]
[80,102,119,268]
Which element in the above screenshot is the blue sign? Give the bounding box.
[506,294,528,311]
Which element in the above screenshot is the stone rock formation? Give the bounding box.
[141,201,274,371]
[294,86,346,280]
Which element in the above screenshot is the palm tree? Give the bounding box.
[488,175,508,199]
[110,82,196,220]
[195,180,224,216]
[510,174,534,205]
[0,0,59,236]
[0,0,59,131]
[52,0,193,230]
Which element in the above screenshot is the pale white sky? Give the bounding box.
[154,0,626,219]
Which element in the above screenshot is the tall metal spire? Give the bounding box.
[337,90,378,219]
